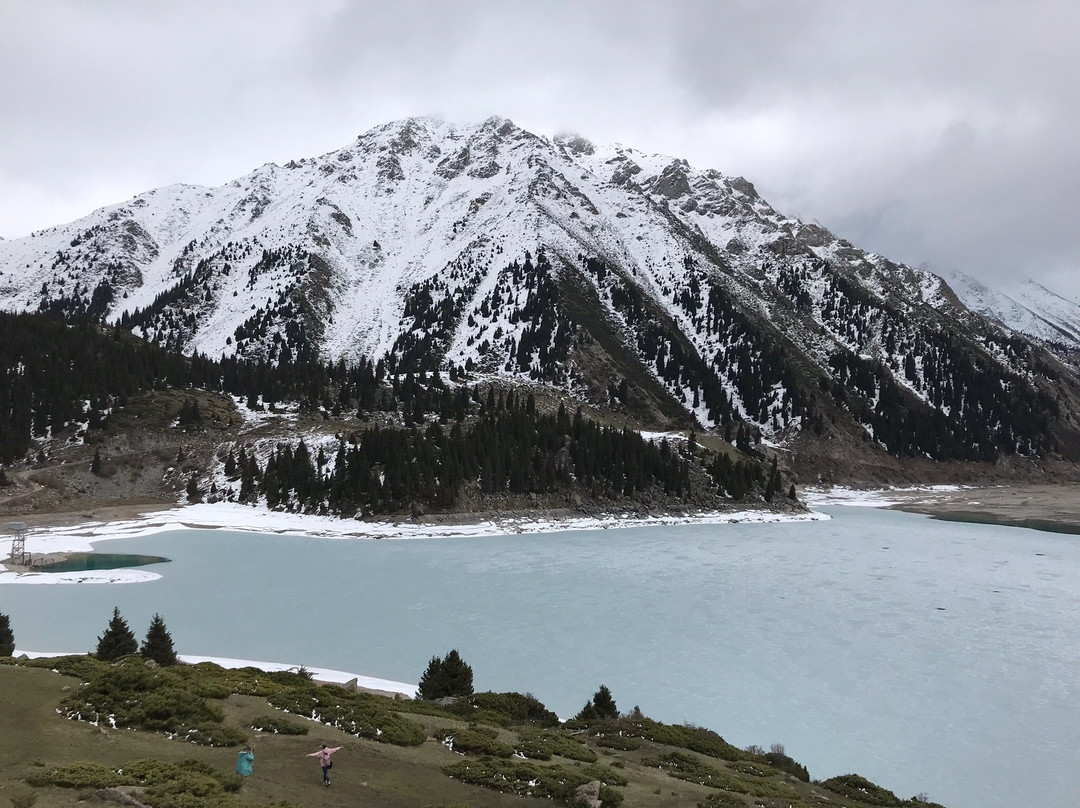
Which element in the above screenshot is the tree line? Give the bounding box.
[223,391,752,516]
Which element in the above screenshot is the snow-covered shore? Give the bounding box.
[802,483,967,508]
[12,649,417,697]
[0,500,827,586]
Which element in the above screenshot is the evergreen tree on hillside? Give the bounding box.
[416,649,474,700]
[591,684,618,719]
[575,683,619,721]
[95,607,137,660]
[0,612,14,656]
[140,613,178,666]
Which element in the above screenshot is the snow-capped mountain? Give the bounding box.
[2,116,1079,468]
[939,270,1080,358]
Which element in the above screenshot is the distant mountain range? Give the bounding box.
[2,116,1079,473]
[939,270,1080,357]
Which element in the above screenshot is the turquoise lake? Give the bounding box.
[3,506,1077,808]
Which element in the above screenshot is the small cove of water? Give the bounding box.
[4,507,1078,808]
[38,553,171,573]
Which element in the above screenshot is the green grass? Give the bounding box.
[0,659,945,808]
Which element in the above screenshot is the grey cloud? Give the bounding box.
[0,0,1076,292]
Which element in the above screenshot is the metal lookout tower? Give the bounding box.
[8,522,29,566]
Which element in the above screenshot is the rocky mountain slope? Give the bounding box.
[940,270,1080,362]
[2,116,1079,477]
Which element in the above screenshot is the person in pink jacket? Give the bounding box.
[307,744,343,786]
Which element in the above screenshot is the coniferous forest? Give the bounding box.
[0,311,775,514]
[0,311,379,464]
[226,391,764,517]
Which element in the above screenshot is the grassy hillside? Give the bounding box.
[0,657,944,808]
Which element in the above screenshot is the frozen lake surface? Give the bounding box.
[5,506,1078,808]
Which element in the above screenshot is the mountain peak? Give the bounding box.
[2,115,1078,472]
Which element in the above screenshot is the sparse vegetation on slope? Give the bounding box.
[0,654,948,808]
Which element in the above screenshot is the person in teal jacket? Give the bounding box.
[236,746,254,777]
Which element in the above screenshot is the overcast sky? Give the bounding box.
[2,0,1077,293]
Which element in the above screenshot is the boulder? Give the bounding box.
[572,780,602,808]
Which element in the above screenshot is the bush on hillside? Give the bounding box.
[442,757,623,806]
[763,742,810,781]
[514,728,597,762]
[26,758,282,808]
[592,733,642,751]
[59,660,245,746]
[641,752,749,792]
[818,774,904,806]
[434,725,514,758]
[250,714,309,735]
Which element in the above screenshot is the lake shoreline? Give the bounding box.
[1,500,826,584]
[805,482,1080,536]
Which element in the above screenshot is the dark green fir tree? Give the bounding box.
[140,613,178,666]
[0,612,14,656]
[576,683,619,720]
[416,649,474,700]
[591,684,618,719]
[95,607,138,660]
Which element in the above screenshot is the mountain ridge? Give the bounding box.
[2,116,1079,477]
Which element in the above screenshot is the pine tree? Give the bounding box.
[95,607,138,660]
[575,684,619,721]
[591,684,618,719]
[186,474,202,502]
[416,649,474,699]
[140,613,178,666]
[91,448,102,475]
[0,612,14,656]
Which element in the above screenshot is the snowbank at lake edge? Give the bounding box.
[11,649,416,697]
[0,501,829,585]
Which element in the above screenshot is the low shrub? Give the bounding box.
[24,757,264,808]
[515,728,597,763]
[262,681,426,746]
[763,748,809,782]
[442,757,622,807]
[38,654,425,748]
[17,654,110,682]
[697,793,749,808]
[58,660,240,746]
[591,733,642,751]
[819,774,904,806]
[642,752,749,792]
[435,726,514,758]
[25,761,133,790]
[730,760,779,778]
[579,763,629,787]
[419,691,559,727]
[250,714,309,735]
[590,718,742,761]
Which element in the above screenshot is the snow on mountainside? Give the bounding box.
[939,270,1080,354]
[2,116,1080,467]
